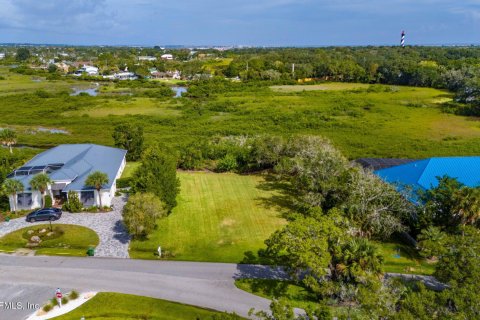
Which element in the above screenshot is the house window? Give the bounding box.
[80,191,95,207]
[17,193,32,207]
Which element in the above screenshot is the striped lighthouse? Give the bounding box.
[400,30,405,47]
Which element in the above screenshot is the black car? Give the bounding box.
[26,208,62,222]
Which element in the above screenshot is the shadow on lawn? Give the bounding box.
[255,174,298,219]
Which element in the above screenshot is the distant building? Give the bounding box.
[138,56,157,61]
[0,53,5,59]
[103,68,138,81]
[113,71,138,80]
[74,65,99,76]
[374,156,480,194]
[71,61,94,68]
[150,70,181,80]
[161,54,174,60]
[54,62,70,73]
[356,158,417,171]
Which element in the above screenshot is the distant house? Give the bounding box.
[7,144,127,211]
[54,62,70,73]
[374,157,480,193]
[150,70,181,80]
[71,61,94,69]
[103,69,138,81]
[0,53,5,59]
[138,56,157,61]
[356,158,417,171]
[74,65,99,76]
[161,54,174,60]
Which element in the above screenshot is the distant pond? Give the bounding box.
[70,87,98,96]
[36,127,69,134]
[172,86,187,98]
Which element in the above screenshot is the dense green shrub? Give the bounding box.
[69,290,79,300]
[216,154,238,172]
[131,146,180,212]
[42,304,52,312]
[112,124,144,161]
[63,191,83,212]
[178,141,209,170]
[116,177,133,188]
[44,195,53,208]
[123,192,167,238]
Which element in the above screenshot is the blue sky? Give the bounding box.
[0,0,478,46]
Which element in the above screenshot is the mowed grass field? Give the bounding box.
[53,292,233,320]
[129,172,287,262]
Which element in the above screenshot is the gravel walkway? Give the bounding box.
[0,196,130,258]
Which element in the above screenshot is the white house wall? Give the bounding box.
[10,191,43,211]
[116,157,126,180]
[96,187,114,208]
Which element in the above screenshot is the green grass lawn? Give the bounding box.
[62,97,181,118]
[0,67,75,95]
[377,242,435,275]
[121,161,140,178]
[235,279,356,317]
[52,292,236,320]
[129,172,287,262]
[0,224,99,256]
[235,279,318,311]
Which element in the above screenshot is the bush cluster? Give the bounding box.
[62,191,83,213]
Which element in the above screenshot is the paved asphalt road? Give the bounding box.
[0,255,290,319]
[0,255,446,320]
[0,284,60,320]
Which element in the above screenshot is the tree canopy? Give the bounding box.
[112,123,144,161]
[29,173,52,208]
[85,171,109,209]
[1,178,24,212]
[122,192,167,238]
[131,145,180,212]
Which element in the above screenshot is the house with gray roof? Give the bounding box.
[8,144,127,211]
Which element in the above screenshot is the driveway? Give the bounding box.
[0,196,130,258]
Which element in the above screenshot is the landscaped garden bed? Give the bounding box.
[0,224,99,256]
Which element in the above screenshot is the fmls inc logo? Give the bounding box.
[0,301,39,310]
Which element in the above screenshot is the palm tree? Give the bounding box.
[334,238,383,282]
[453,187,480,227]
[0,128,17,154]
[1,178,24,212]
[85,171,109,210]
[29,173,52,208]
